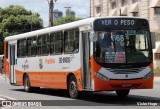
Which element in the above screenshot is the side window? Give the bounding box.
[27,37,37,56]
[64,29,79,53]
[37,34,50,55]
[50,32,63,54]
[135,35,148,50]
[17,39,26,57]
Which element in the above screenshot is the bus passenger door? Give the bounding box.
[82,31,91,89]
[9,44,16,84]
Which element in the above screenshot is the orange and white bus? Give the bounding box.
[4,17,153,98]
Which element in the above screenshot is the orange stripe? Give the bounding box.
[15,68,83,90]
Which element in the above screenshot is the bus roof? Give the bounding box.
[5,16,147,42]
[5,17,95,42]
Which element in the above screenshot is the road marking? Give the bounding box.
[0,95,16,100]
[0,98,6,100]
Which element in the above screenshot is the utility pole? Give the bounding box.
[47,0,57,27]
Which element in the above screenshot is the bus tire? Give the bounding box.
[116,89,130,97]
[24,75,40,92]
[68,75,78,99]
[24,75,32,92]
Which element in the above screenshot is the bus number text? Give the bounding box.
[59,57,71,63]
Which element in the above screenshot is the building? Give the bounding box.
[65,7,75,17]
[90,0,160,69]
[53,9,63,24]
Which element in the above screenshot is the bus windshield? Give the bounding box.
[94,30,152,64]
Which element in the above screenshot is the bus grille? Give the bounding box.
[106,67,145,74]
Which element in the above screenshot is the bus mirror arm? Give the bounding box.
[89,31,97,42]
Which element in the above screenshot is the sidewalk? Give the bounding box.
[154,77,160,81]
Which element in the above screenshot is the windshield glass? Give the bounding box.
[94,30,152,64]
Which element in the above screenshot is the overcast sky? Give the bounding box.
[0,0,90,27]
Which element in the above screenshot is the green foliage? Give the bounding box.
[0,14,43,36]
[154,67,160,74]
[0,5,43,54]
[0,5,33,22]
[0,5,43,37]
[54,15,82,26]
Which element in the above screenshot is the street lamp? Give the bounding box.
[47,0,58,27]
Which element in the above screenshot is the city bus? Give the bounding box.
[4,17,153,98]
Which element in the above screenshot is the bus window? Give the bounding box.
[27,37,37,57]
[94,30,151,64]
[17,39,27,57]
[50,32,63,54]
[37,34,50,55]
[127,32,150,63]
[64,29,79,53]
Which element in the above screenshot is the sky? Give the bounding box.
[0,0,90,27]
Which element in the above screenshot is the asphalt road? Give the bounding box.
[0,75,160,109]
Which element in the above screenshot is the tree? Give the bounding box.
[0,5,43,54]
[54,15,81,26]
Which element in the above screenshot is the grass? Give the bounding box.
[154,68,160,74]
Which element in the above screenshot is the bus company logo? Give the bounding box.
[45,58,55,64]
[125,74,128,78]
[39,59,43,69]
[22,60,29,70]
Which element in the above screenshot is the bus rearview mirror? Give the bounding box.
[89,31,97,42]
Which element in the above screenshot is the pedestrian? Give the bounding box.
[1,56,4,74]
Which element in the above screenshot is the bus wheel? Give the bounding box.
[24,75,40,92]
[68,75,78,99]
[24,75,31,92]
[116,89,130,97]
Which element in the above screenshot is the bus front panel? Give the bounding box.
[92,18,153,91]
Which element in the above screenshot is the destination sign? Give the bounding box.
[94,18,149,31]
[98,19,135,26]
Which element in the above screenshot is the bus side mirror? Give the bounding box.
[89,31,97,42]
[151,32,155,49]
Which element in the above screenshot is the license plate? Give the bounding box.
[122,84,132,88]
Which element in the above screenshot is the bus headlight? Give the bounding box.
[94,72,109,81]
[144,71,153,80]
